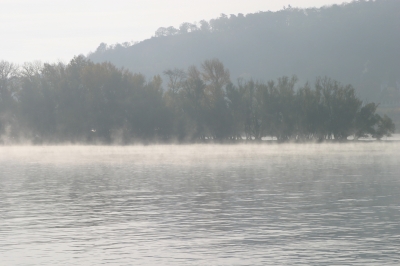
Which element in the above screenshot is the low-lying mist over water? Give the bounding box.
[1,0,399,264]
[1,143,399,265]
[1,141,400,165]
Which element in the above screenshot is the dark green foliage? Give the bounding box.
[0,58,395,143]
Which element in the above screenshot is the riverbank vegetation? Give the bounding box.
[0,57,395,144]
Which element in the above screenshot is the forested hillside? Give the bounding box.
[88,0,400,105]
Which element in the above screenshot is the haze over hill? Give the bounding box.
[88,0,400,104]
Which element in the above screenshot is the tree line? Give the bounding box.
[0,57,395,144]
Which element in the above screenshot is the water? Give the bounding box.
[1,144,399,265]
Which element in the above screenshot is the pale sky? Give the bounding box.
[1,0,350,64]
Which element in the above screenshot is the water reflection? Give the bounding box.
[0,144,399,265]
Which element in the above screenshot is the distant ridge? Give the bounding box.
[88,0,400,102]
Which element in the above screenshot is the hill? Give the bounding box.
[88,0,400,104]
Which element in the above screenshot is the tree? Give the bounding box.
[166,26,178,36]
[0,60,18,108]
[240,80,261,140]
[201,59,231,140]
[295,83,320,140]
[155,27,168,37]
[0,60,19,139]
[199,20,210,31]
[201,58,230,98]
[373,114,395,140]
[354,102,380,139]
[180,65,209,140]
[163,68,186,94]
[271,76,297,141]
[179,23,191,34]
[315,77,362,140]
[225,82,245,139]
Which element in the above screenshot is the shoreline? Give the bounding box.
[1,138,400,146]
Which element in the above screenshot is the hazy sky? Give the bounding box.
[1,0,350,64]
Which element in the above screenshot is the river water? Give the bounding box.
[1,143,399,265]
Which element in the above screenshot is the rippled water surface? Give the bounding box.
[1,144,399,265]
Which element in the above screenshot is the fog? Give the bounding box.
[1,142,399,165]
[1,1,399,264]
